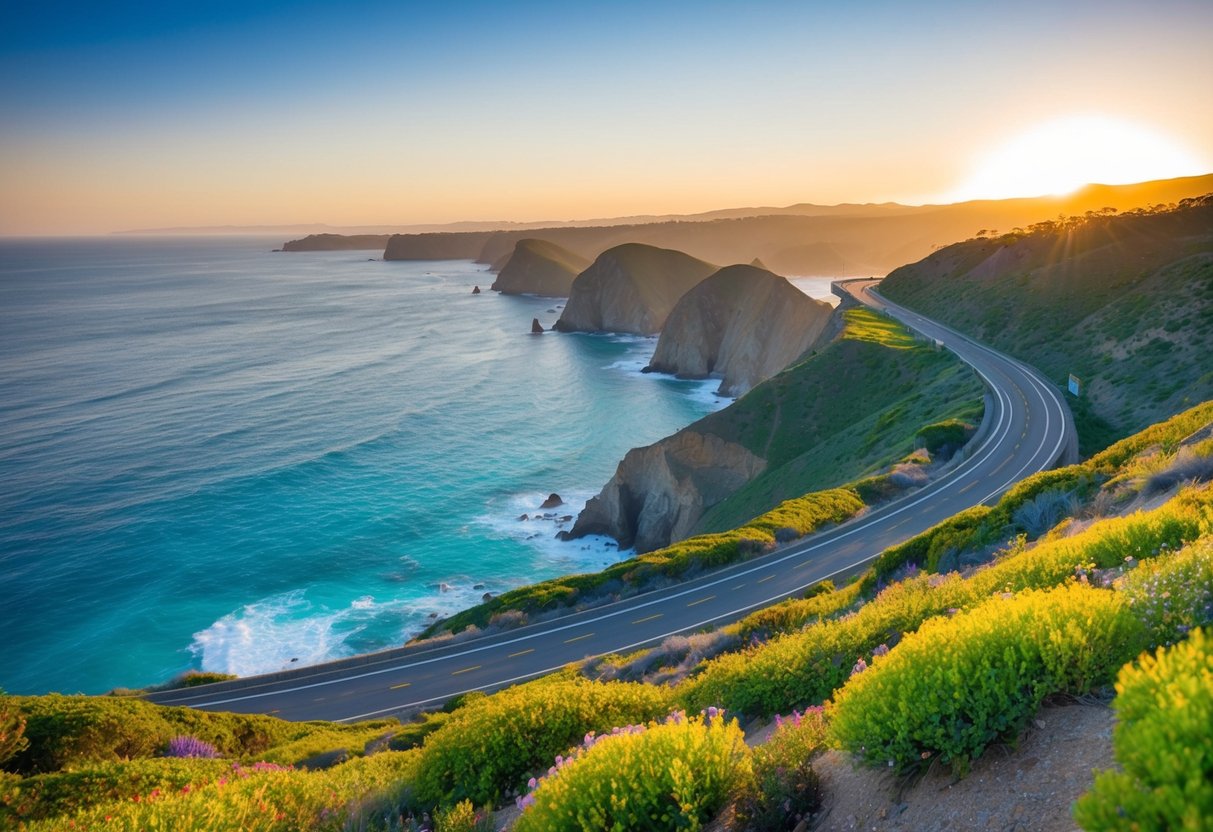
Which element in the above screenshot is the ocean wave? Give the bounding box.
[188,582,498,677]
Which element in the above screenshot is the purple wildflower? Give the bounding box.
[165,735,220,759]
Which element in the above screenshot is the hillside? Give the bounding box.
[553,243,717,335]
[568,307,983,551]
[280,233,392,252]
[318,174,1213,272]
[647,264,836,396]
[880,195,1213,454]
[6,404,1211,832]
[489,239,590,297]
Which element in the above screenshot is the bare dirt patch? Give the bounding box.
[812,701,1113,832]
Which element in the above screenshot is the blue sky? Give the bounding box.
[2,1,1211,233]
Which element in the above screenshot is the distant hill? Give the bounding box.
[490,239,591,297]
[881,195,1213,454]
[647,264,836,396]
[321,174,1213,272]
[553,244,718,335]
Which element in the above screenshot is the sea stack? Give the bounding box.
[553,243,717,335]
[531,318,545,334]
[472,285,481,294]
[647,264,836,396]
[491,239,591,297]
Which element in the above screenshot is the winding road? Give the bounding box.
[147,281,1077,722]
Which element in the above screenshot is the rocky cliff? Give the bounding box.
[647,265,835,396]
[553,244,717,335]
[490,239,591,297]
[282,234,390,252]
[566,430,766,553]
[566,307,986,552]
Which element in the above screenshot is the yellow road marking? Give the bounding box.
[732,583,746,589]
[687,595,716,607]
[508,648,535,658]
[959,481,978,494]
[564,633,594,644]
[757,575,775,584]
[389,682,411,690]
[451,665,481,676]
[632,613,663,625]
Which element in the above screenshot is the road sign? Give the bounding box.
[1068,374,1082,396]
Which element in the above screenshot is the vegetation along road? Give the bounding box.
[147,281,1078,722]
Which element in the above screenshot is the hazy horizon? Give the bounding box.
[2,0,1212,235]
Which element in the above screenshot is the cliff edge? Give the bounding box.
[553,243,717,335]
[647,264,835,396]
[490,239,591,297]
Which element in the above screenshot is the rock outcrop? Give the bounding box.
[647,264,836,395]
[565,430,766,553]
[553,244,717,335]
[531,318,545,334]
[491,239,591,297]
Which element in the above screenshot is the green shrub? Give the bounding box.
[413,677,672,807]
[2,757,231,824]
[434,798,494,832]
[681,572,969,716]
[253,724,392,766]
[915,418,971,454]
[734,708,827,831]
[1074,629,1213,831]
[1118,538,1213,649]
[20,751,419,832]
[734,580,862,641]
[0,698,28,767]
[828,584,1144,774]
[5,694,397,775]
[967,495,1209,598]
[512,713,749,832]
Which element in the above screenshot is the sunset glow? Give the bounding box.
[942,115,1208,203]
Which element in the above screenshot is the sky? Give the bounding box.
[1,0,1211,235]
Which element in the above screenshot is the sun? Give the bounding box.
[942,114,1207,202]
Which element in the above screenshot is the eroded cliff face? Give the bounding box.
[647,265,835,396]
[567,430,766,553]
[553,243,717,335]
[490,239,591,297]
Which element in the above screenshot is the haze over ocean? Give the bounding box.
[0,238,742,694]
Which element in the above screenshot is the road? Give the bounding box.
[147,281,1077,722]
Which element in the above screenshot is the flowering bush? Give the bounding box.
[512,711,749,832]
[433,798,494,832]
[6,693,397,775]
[165,735,221,759]
[0,757,231,824]
[1118,537,1213,649]
[828,584,1143,774]
[21,751,418,831]
[733,707,827,831]
[413,676,672,806]
[1074,628,1213,830]
[681,571,969,716]
[733,580,863,641]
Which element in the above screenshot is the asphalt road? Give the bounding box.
[147,281,1077,722]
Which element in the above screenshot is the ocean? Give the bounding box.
[0,237,745,695]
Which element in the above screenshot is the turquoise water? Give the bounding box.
[0,238,728,694]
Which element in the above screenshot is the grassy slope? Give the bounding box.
[880,198,1213,455]
[421,307,980,635]
[695,308,983,532]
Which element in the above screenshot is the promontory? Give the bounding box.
[553,243,717,335]
[490,239,591,297]
[646,264,836,396]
